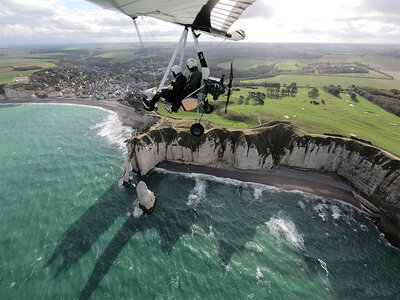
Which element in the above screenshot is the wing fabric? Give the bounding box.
[211,0,256,33]
[87,0,256,39]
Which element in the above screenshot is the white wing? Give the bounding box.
[87,0,256,40]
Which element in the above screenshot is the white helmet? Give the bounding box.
[171,65,181,76]
[186,58,198,69]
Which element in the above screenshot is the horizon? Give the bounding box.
[2,41,400,49]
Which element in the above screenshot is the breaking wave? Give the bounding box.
[187,178,207,207]
[266,217,305,251]
[155,167,280,194]
[90,112,132,152]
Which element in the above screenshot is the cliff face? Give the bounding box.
[126,124,400,241]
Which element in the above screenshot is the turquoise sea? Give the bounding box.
[1,104,400,299]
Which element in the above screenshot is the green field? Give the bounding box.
[244,75,400,89]
[96,51,138,63]
[158,87,400,156]
[278,60,306,71]
[0,49,61,83]
[0,70,40,84]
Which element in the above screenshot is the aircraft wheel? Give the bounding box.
[204,104,214,114]
[190,123,204,137]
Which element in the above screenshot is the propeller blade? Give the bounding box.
[225,61,233,113]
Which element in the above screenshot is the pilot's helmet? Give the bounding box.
[186,58,198,70]
[171,65,181,77]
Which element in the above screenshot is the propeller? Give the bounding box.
[225,61,233,113]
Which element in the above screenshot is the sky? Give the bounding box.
[0,0,399,45]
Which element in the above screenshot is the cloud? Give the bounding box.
[0,0,185,45]
[240,0,274,19]
[362,0,400,14]
[0,0,399,44]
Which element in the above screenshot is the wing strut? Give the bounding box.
[158,28,189,92]
[132,18,144,49]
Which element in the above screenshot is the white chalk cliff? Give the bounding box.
[126,123,400,244]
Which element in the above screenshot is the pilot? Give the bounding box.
[182,58,202,97]
[142,65,187,113]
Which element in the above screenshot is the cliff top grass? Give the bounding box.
[156,87,400,157]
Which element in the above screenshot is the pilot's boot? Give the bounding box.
[142,93,161,111]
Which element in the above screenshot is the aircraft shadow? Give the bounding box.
[75,172,271,300]
[47,171,353,300]
[44,179,135,277]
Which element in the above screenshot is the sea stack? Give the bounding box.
[123,159,131,185]
[136,181,157,213]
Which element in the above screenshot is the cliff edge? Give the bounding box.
[126,123,400,245]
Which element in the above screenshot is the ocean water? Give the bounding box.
[1,104,400,300]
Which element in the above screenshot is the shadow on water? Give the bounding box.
[44,180,135,277]
[46,171,269,300]
[78,178,265,300]
[46,170,400,299]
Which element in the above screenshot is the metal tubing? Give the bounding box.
[179,29,188,69]
[158,28,187,92]
[133,18,144,49]
[192,30,210,80]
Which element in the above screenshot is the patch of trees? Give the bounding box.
[318,66,368,74]
[248,91,266,104]
[212,64,277,79]
[323,85,342,97]
[350,92,358,102]
[354,87,400,117]
[280,82,297,97]
[14,65,43,71]
[308,87,319,98]
[262,82,281,88]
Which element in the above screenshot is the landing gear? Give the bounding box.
[190,123,204,137]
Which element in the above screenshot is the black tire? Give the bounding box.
[190,123,204,137]
[204,104,214,114]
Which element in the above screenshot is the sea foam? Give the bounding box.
[266,217,305,251]
[186,178,207,207]
[155,168,280,194]
[90,112,132,152]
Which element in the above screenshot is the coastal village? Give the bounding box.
[0,53,163,106]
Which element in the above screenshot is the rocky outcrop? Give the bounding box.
[136,181,157,213]
[126,123,400,244]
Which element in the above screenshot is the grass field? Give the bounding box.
[0,70,41,84]
[0,49,61,83]
[96,51,138,63]
[244,74,400,89]
[157,87,400,156]
[278,60,306,71]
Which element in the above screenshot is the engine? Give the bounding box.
[204,77,226,100]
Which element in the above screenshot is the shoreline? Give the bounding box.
[3,97,359,208]
[0,97,152,130]
[157,161,361,208]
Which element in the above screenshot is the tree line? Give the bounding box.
[354,87,400,117]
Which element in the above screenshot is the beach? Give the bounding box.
[157,161,359,207]
[2,97,359,208]
[0,97,150,130]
